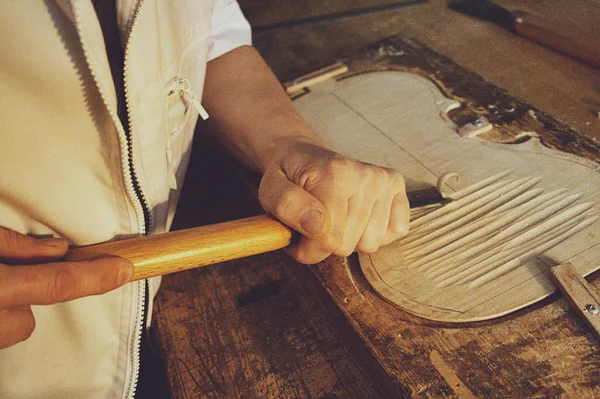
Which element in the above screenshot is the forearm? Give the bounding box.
[201,45,328,172]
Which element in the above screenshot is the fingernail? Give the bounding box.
[300,208,324,236]
[39,237,64,247]
[117,264,134,286]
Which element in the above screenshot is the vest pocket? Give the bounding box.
[163,37,209,190]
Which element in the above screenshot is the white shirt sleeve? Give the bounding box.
[208,0,252,61]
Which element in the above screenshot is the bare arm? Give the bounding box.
[202,45,328,171]
[202,46,410,264]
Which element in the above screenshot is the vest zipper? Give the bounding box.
[74,1,150,397]
[121,1,150,398]
[74,1,150,238]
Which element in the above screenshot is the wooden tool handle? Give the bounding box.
[512,11,600,69]
[66,215,293,281]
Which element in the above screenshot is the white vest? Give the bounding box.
[0,1,215,397]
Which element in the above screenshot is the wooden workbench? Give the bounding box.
[152,1,600,397]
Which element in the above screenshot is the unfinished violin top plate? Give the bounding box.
[293,71,600,322]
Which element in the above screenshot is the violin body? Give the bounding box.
[294,70,600,322]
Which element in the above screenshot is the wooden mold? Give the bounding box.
[292,70,600,322]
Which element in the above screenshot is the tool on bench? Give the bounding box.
[66,172,600,340]
[449,0,600,69]
[549,262,600,340]
[66,184,448,281]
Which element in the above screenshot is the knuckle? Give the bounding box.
[50,264,78,303]
[389,220,410,238]
[325,157,354,179]
[387,170,406,190]
[362,165,395,189]
[272,191,296,219]
[381,166,405,185]
[330,155,352,169]
[389,167,405,182]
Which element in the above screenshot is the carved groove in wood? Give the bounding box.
[293,71,600,322]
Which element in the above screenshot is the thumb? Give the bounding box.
[258,168,331,238]
[0,227,67,264]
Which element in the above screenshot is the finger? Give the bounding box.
[305,173,350,255]
[381,192,411,246]
[335,194,374,257]
[356,196,392,254]
[0,305,35,349]
[259,168,331,238]
[285,236,334,264]
[0,227,67,264]
[0,257,134,307]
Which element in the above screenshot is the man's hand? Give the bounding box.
[202,46,410,263]
[259,138,410,264]
[0,228,133,349]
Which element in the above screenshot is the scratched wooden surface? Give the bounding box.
[153,253,395,398]
[252,0,600,140]
[240,0,420,29]
[152,1,600,397]
[315,256,600,398]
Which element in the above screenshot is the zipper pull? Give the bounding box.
[187,93,210,121]
[180,78,209,120]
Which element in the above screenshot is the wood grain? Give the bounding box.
[511,11,600,69]
[67,215,291,281]
[549,262,600,340]
[313,255,600,397]
[153,247,400,398]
